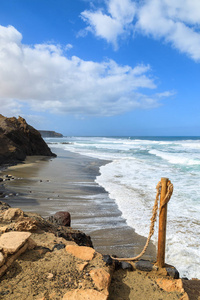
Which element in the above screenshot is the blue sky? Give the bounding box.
[0,0,200,136]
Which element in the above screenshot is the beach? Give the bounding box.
[1,144,200,299]
[46,136,200,280]
[0,147,156,261]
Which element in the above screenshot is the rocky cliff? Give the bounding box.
[0,114,56,166]
[39,130,63,138]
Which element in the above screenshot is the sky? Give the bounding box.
[0,0,200,136]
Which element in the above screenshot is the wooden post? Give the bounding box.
[157,177,169,268]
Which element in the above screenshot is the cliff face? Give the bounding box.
[39,130,63,138]
[0,114,56,166]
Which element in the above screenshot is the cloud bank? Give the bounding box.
[81,0,200,61]
[0,25,172,117]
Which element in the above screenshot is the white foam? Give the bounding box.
[96,158,200,279]
[150,149,200,165]
[49,136,200,279]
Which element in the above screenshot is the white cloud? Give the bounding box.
[137,0,200,61]
[0,25,172,117]
[81,0,200,61]
[0,98,22,117]
[81,0,136,49]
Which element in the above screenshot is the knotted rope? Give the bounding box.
[111,180,173,261]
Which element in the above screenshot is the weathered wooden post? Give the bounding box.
[157,177,169,268]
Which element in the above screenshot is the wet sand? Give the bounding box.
[0,147,156,260]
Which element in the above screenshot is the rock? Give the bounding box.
[27,238,37,250]
[62,289,108,300]
[166,266,179,279]
[113,260,134,271]
[69,232,93,247]
[0,201,10,211]
[52,243,66,251]
[89,268,111,294]
[14,219,37,231]
[0,241,29,278]
[0,226,9,233]
[156,278,184,293]
[0,114,56,166]
[0,231,31,254]
[49,211,71,227]
[47,273,54,280]
[179,292,189,300]
[135,259,154,272]
[103,255,113,265]
[2,208,24,221]
[0,252,5,267]
[65,245,95,261]
[35,246,52,255]
[121,261,134,271]
[77,261,88,272]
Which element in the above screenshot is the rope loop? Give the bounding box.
[111,180,173,262]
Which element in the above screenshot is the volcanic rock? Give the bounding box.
[48,211,71,227]
[0,114,56,166]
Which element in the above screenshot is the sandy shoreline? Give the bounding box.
[0,147,156,260]
[1,149,200,299]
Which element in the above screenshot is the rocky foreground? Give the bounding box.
[0,114,56,166]
[0,202,199,300]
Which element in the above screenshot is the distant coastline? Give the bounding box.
[39,130,63,138]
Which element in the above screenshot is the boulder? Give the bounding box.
[65,245,95,261]
[49,211,71,227]
[0,231,31,254]
[0,114,56,166]
[2,208,24,221]
[135,259,154,272]
[89,268,111,294]
[166,266,179,279]
[0,241,30,278]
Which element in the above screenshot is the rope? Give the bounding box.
[111,180,173,262]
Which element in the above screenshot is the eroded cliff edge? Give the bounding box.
[0,114,56,166]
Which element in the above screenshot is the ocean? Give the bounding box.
[46,136,200,279]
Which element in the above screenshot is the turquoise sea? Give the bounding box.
[47,136,200,279]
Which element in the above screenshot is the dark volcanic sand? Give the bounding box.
[0,147,156,260]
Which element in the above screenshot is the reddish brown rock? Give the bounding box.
[49,211,71,227]
[156,278,184,293]
[89,268,111,295]
[65,245,95,261]
[179,292,189,300]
